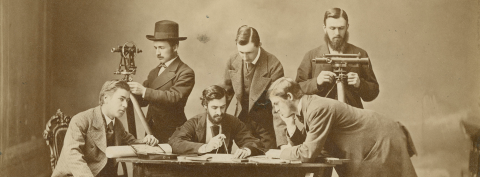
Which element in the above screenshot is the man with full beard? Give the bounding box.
[295,8,379,109]
[168,85,264,158]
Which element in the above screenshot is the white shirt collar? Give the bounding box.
[103,112,115,126]
[205,114,222,143]
[163,56,177,67]
[296,96,304,117]
[251,47,261,65]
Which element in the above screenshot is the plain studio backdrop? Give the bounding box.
[1,0,479,177]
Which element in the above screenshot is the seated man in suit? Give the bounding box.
[169,85,264,158]
[266,78,417,177]
[52,80,159,177]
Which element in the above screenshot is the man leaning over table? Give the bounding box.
[265,77,417,177]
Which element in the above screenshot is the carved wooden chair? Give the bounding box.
[43,109,128,176]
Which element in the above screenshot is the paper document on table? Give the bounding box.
[201,154,236,162]
[158,143,173,154]
[248,155,302,164]
[106,146,137,158]
[131,144,165,154]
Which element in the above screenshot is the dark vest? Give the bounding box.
[240,62,256,120]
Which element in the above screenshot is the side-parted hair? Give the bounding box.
[235,25,260,47]
[99,80,130,105]
[200,85,226,106]
[324,8,349,24]
[268,77,304,100]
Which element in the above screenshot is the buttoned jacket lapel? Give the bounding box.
[195,113,208,143]
[314,43,332,77]
[88,106,107,153]
[249,47,271,112]
[150,57,182,90]
[228,56,244,113]
[195,113,232,152]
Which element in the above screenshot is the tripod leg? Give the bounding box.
[336,79,346,103]
[130,93,153,135]
[126,101,137,138]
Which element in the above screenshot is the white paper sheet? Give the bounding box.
[105,146,136,158]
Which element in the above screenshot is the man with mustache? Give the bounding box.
[128,20,195,143]
[169,85,264,158]
[296,8,379,109]
[52,80,159,177]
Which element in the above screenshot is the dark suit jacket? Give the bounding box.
[281,95,417,177]
[223,47,287,148]
[295,42,379,108]
[52,106,141,177]
[168,113,264,155]
[137,57,195,142]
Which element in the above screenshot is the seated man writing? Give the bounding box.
[266,77,417,177]
[169,85,264,158]
[52,80,159,177]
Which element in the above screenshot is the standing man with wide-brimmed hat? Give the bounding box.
[128,20,195,143]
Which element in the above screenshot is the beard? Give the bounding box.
[324,32,349,52]
[207,111,224,124]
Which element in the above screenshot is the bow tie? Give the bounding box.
[158,63,167,68]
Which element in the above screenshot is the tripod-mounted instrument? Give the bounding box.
[112,42,152,135]
[312,53,369,103]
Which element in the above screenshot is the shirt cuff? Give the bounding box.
[243,148,252,156]
[142,88,147,98]
[198,144,208,153]
[286,125,296,137]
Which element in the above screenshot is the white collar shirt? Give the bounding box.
[205,116,222,143]
[158,56,177,76]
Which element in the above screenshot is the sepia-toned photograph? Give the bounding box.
[1,0,479,176]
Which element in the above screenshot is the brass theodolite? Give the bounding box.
[312,53,369,103]
[112,42,152,136]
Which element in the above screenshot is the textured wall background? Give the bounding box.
[48,0,479,176]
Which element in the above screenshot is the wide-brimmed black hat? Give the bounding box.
[146,20,187,41]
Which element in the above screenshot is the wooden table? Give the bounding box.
[117,156,335,177]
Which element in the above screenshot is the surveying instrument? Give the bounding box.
[111,41,152,136]
[312,53,369,103]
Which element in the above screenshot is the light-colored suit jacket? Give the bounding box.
[51,106,140,177]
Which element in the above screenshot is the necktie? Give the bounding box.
[106,121,114,146]
[158,62,167,69]
[246,62,254,72]
[211,125,220,137]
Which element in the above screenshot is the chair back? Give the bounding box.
[43,109,71,172]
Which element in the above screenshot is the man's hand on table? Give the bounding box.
[265,149,282,159]
[143,135,159,146]
[233,148,251,159]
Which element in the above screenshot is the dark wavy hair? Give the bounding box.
[200,85,226,106]
[235,25,260,47]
